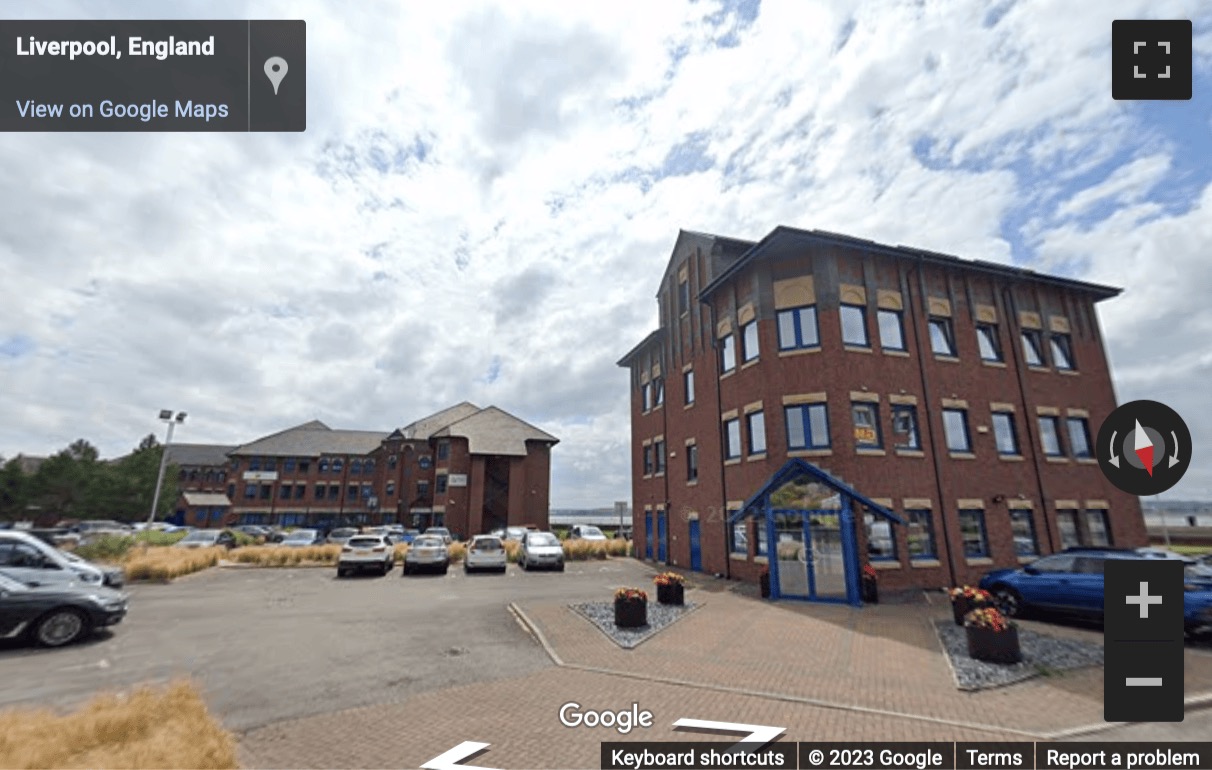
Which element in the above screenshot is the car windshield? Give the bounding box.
[284,531,315,541]
[426,528,449,535]
[181,531,217,542]
[472,538,501,550]
[347,537,382,548]
[528,533,559,547]
[413,537,442,548]
[582,527,604,537]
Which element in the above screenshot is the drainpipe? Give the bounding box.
[909,259,959,588]
[708,301,731,581]
[1001,287,1056,555]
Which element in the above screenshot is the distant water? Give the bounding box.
[1144,513,1212,527]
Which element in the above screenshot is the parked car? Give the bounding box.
[1136,546,1196,563]
[58,549,126,588]
[0,531,113,587]
[502,526,530,542]
[162,525,194,534]
[263,527,288,544]
[403,535,449,575]
[234,525,271,539]
[464,535,507,574]
[980,548,1212,636]
[337,534,396,577]
[518,531,564,571]
[569,525,608,542]
[174,529,237,549]
[327,527,359,546]
[280,529,323,547]
[397,528,420,545]
[424,527,453,545]
[0,569,129,647]
[383,525,406,538]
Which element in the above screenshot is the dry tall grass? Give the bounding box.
[121,544,222,582]
[228,544,341,566]
[0,679,238,769]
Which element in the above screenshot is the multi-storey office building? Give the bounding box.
[619,227,1144,594]
[171,403,558,537]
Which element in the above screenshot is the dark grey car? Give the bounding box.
[0,569,129,647]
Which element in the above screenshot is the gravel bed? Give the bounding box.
[933,619,1104,691]
[571,601,700,649]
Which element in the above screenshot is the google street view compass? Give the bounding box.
[1096,399,1191,495]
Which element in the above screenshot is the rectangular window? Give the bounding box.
[1021,329,1044,366]
[347,484,358,500]
[785,403,830,450]
[1067,417,1092,458]
[641,382,651,411]
[776,306,820,350]
[865,510,896,561]
[417,480,430,497]
[298,460,310,473]
[260,485,272,500]
[747,411,767,454]
[315,485,326,500]
[942,408,972,452]
[730,519,746,555]
[851,402,881,449]
[654,440,666,474]
[678,279,690,315]
[249,457,261,471]
[1010,510,1039,556]
[280,484,291,500]
[436,475,448,494]
[687,444,698,481]
[741,320,760,363]
[245,484,257,499]
[227,483,236,498]
[684,369,695,405]
[283,458,297,472]
[958,509,989,558]
[329,484,340,499]
[643,445,653,475]
[1038,415,1064,456]
[362,484,373,499]
[755,521,768,557]
[928,317,956,356]
[976,324,1002,362]
[720,334,736,373]
[264,458,276,472]
[1051,333,1075,370]
[1057,509,1081,548]
[437,441,450,461]
[992,412,1020,455]
[1085,509,1111,546]
[295,484,305,499]
[906,509,936,560]
[653,378,664,407]
[840,304,869,347]
[877,309,905,351]
[891,404,920,450]
[724,418,741,459]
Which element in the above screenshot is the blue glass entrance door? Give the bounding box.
[644,512,653,559]
[689,519,702,571]
[807,513,847,601]
[657,511,667,562]
[773,515,809,598]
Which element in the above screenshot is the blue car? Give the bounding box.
[978,548,1212,637]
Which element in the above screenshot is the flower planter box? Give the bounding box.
[614,598,648,628]
[951,596,988,626]
[861,576,878,604]
[657,583,684,606]
[965,625,1022,664]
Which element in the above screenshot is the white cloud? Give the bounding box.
[1,0,1211,505]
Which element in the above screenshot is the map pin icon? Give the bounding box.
[264,57,288,95]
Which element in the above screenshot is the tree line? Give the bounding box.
[0,435,180,524]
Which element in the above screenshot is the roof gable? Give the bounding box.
[729,458,903,524]
[431,406,558,456]
[231,420,387,457]
[398,402,482,440]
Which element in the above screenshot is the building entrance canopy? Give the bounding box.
[729,459,903,606]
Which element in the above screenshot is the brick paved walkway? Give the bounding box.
[238,578,1212,768]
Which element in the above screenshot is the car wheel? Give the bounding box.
[520,558,528,571]
[441,564,449,575]
[557,562,565,572]
[32,608,91,648]
[402,563,411,576]
[993,586,1024,617]
[337,567,348,578]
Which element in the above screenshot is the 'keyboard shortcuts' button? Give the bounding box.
[1104,560,1184,642]
[1105,639,1184,722]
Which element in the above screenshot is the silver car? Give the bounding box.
[280,529,322,547]
[464,535,507,574]
[326,527,359,546]
[403,536,449,575]
[518,531,564,572]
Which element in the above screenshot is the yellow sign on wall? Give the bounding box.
[854,427,877,443]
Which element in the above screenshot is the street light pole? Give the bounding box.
[147,410,187,526]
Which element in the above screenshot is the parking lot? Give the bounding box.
[0,559,631,732]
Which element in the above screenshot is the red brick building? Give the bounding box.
[172,403,557,536]
[619,227,1144,594]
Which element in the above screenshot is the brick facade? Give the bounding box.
[620,227,1144,591]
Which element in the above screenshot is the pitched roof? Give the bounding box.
[166,444,236,467]
[430,406,559,456]
[397,402,483,440]
[183,492,232,506]
[229,421,388,458]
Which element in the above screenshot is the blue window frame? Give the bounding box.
[332,458,344,472]
[263,458,276,472]
[283,458,296,472]
[741,321,759,363]
[906,509,936,560]
[249,457,261,471]
[785,403,830,450]
[840,304,869,347]
[386,481,395,496]
[436,475,448,494]
[350,459,362,475]
[684,369,695,405]
[1010,509,1038,556]
[720,334,736,373]
[724,418,741,459]
[959,509,989,558]
[244,484,257,499]
[943,408,972,453]
[776,306,819,351]
[747,411,766,454]
[419,456,432,469]
[437,441,450,460]
[864,510,896,561]
[319,458,329,473]
[729,515,746,555]
[877,309,905,351]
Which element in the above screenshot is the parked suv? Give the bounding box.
[337,534,396,577]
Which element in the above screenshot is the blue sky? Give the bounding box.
[1,0,1210,505]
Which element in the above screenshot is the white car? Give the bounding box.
[569,525,608,541]
[518,531,564,571]
[280,529,322,547]
[464,535,507,574]
[424,526,453,545]
[403,535,449,575]
[337,534,396,577]
[0,531,112,587]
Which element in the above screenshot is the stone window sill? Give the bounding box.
[856,448,887,456]
[686,479,698,486]
[1018,555,1038,564]
[1058,369,1079,376]
[1027,366,1050,373]
[719,370,736,381]
[982,360,1007,368]
[844,345,874,354]
[934,355,960,363]
[730,553,747,562]
[1076,457,1098,465]
[747,453,768,462]
[911,559,942,568]
[871,560,901,570]
[998,454,1025,462]
[1045,456,1070,464]
[754,556,769,564]
[882,349,910,357]
[966,557,994,566]
[778,347,821,357]
[949,452,977,460]
[684,402,695,410]
[896,449,926,458]
[741,359,761,371]
[724,458,742,466]
[788,449,832,457]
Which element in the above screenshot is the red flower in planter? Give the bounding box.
[615,587,648,602]
[948,585,991,603]
[653,571,685,587]
[964,606,1014,632]
[861,564,878,580]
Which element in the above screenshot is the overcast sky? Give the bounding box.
[1,0,1210,507]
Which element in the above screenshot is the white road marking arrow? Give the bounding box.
[1108,430,1120,468]
[1169,431,1181,467]
[420,741,499,770]
[672,718,786,752]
